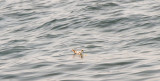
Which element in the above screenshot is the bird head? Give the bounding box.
[81,49,84,52]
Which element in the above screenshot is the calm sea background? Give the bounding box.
[0,0,160,81]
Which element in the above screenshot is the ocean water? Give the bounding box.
[0,0,160,81]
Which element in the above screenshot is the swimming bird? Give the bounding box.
[72,49,84,58]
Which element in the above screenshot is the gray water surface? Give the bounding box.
[0,0,160,81]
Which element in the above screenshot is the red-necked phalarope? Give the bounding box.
[72,49,84,58]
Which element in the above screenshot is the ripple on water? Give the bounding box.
[96,17,128,28]
[0,46,28,56]
[1,74,18,79]
[0,17,4,21]
[56,63,89,72]
[37,34,63,39]
[90,60,137,71]
[86,2,119,10]
[133,69,160,76]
